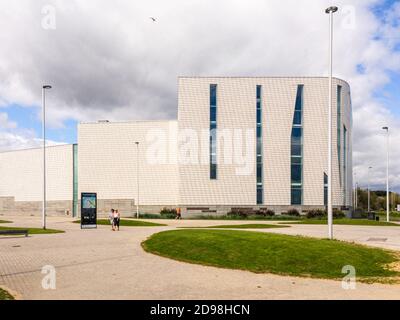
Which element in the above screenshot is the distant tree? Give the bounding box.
[356,188,399,212]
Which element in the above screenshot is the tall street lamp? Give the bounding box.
[135,141,140,219]
[42,85,52,230]
[325,5,338,240]
[355,182,358,210]
[368,166,372,213]
[382,126,389,222]
[353,171,357,210]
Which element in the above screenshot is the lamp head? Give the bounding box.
[135,141,139,145]
[382,126,389,131]
[43,85,52,89]
[325,6,338,14]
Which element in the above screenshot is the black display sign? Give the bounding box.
[81,192,97,229]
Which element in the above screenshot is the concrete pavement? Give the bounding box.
[1,215,400,300]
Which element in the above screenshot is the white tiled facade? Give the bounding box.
[0,77,352,216]
[0,144,74,215]
[0,144,74,202]
[178,77,353,211]
[78,120,179,208]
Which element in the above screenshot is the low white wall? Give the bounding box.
[0,144,74,202]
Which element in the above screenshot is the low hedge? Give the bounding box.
[287,208,300,217]
[306,209,346,219]
[227,208,275,218]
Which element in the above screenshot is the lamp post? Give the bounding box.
[355,182,358,210]
[368,166,372,213]
[382,126,389,222]
[42,85,52,230]
[325,5,338,240]
[135,141,140,219]
[353,171,357,210]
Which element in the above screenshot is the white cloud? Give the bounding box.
[0,112,17,129]
[0,0,399,190]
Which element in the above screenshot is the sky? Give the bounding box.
[0,0,399,191]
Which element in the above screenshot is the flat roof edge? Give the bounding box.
[79,119,178,125]
[0,143,74,154]
[177,75,349,82]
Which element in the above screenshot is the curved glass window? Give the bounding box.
[256,85,263,204]
[337,85,342,185]
[210,84,217,180]
[291,85,304,205]
[324,172,328,206]
[343,125,347,205]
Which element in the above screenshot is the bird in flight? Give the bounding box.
[149,17,156,22]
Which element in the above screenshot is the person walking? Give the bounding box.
[113,209,120,231]
[175,207,182,220]
[109,209,115,231]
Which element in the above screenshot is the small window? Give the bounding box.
[291,187,302,205]
[257,109,262,124]
[295,85,304,111]
[291,164,302,184]
[256,126,262,138]
[256,85,262,100]
[210,106,217,123]
[291,144,302,157]
[257,164,263,184]
[293,110,302,126]
[257,186,263,205]
[210,84,217,106]
[210,164,217,179]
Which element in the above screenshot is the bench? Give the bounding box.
[0,229,29,237]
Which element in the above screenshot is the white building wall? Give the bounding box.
[0,144,74,202]
[0,77,352,215]
[178,78,256,206]
[78,120,179,206]
[178,77,352,209]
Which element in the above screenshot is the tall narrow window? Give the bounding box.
[291,85,304,205]
[72,144,78,217]
[256,85,263,204]
[210,84,217,180]
[343,125,347,205]
[324,172,328,207]
[337,85,342,185]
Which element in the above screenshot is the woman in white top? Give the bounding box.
[113,209,120,231]
[109,209,115,231]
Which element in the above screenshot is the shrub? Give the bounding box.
[306,209,326,219]
[160,207,177,218]
[333,210,346,219]
[263,209,275,217]
[228,208,252,218]
[140,213,175,219]
[254,208,275,217]
[287,208,300,216]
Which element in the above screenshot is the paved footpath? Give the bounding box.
[1,216,400,300]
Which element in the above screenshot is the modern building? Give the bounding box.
[0,144,77,216]
[0,77,353,217]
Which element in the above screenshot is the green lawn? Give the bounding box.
[142,229,400,283]
[73,219,166,227]
[0,288,14,300]
[377,213,400,222]
[0,226,64,234]
[281,219,400,227]
[182,224,289,229]
[188,215,300,221]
